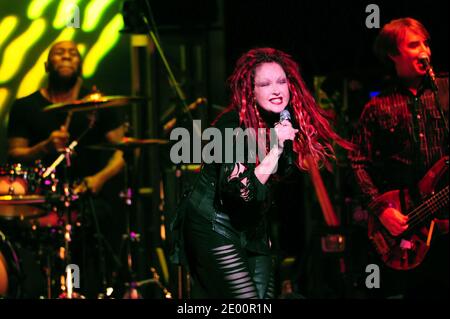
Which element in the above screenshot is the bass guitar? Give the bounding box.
[368,156,449,270]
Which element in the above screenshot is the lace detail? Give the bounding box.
[223,163,258,202]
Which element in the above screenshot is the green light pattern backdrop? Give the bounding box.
[0,0,131,162]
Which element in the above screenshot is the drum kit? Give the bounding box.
[0,93,170,299]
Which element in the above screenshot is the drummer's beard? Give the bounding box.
[48,66,81,92]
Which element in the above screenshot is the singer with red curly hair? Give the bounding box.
[170,47,351,299]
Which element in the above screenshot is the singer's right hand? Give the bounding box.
[274,120,298,151]
[46,126,69,153]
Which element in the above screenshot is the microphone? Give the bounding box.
[162,97,207,133]
[279,109,294,167]
[418,52,437,89]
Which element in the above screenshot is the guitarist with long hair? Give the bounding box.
[350,18,448,298]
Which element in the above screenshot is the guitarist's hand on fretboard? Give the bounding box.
[379,207,409,236]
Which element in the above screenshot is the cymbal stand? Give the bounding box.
[46,143,79,299]
[45,121,95,299]
[119,148,145,299]
[85,194,121,299]
[58,180,76,299]
[124,267,172,299]
[119,148,169,299]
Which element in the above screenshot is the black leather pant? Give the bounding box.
[184,212,275,299]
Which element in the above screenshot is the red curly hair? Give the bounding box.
[224,47,353,170]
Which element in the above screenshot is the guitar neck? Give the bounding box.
[408,185,449,224]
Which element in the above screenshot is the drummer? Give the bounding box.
[6,40,125,297]
[7,40,125,193]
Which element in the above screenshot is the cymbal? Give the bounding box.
[43,93,146,113]
[86,137,169,151]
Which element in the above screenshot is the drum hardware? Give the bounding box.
[42,92,163,298]
[123,267,172,299]
[5,91,167,298]
[0,160,68,299]
[55,162,88,298]
[2,87,154,298]
[83,194,121,299]
[0,163,54,220]
[38,115,97,299]
[119,146,152,299]
[40,91,138,298]
[89,139,170,299]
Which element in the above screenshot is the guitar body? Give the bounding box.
[368,156,449,270]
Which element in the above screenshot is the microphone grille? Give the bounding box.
[280,109,291,122]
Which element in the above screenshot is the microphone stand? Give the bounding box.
[421,59,449,136]
[137,4,194,299]
[140,8,199,137]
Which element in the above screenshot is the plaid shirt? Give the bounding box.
[349,74,449,207]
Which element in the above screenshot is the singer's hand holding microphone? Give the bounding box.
[274,120,297,151]
[274,109,298,154]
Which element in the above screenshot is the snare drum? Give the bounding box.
[0,163,58,220]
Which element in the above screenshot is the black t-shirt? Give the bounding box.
[7,89,124,181]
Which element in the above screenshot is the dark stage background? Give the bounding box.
[0,0,448,299]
